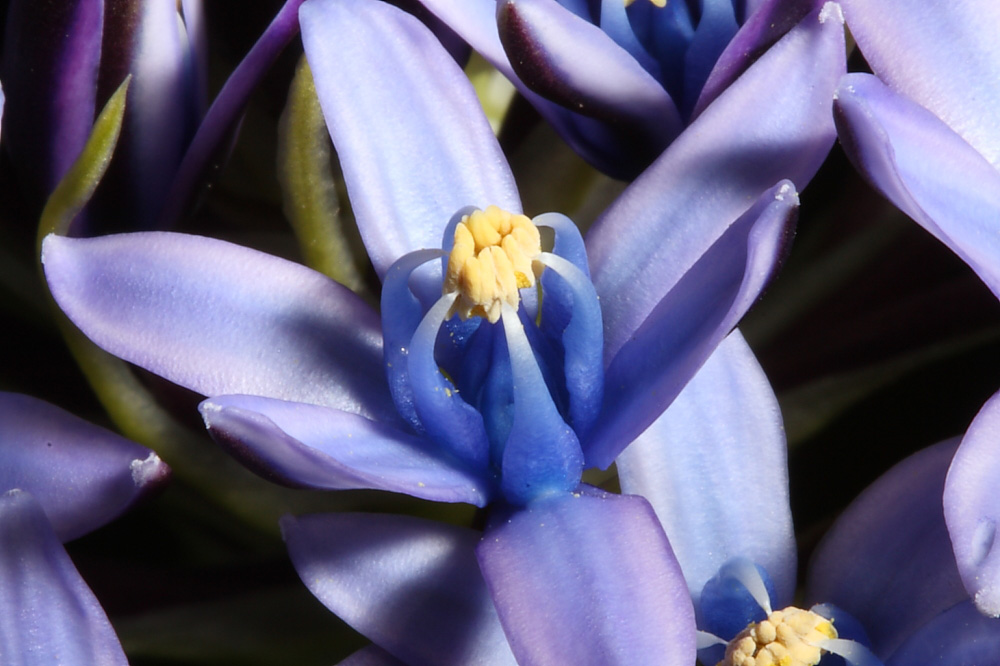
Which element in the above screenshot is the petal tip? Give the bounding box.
[129,452,170,489]
[818,2,844,25]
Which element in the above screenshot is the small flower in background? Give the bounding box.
[0,391,170,664]
[410,0,840,178]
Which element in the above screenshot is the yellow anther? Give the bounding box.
[445,206,542,323]
[717,607,837,666]
[624,0,667,7]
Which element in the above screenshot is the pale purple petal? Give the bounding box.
[1,0,102,203]
[807,439,968,658]
[584,181,797,468]
[617,330,796,611]
[588,2,844,358]
[0,490,128,665]
[693,0,826,116]
[834,73,1000,299]
[300,0,520,279]
[200,395,489,506]
[840,0,1000,168]
[496,0,682,144]
[944,391,1000,617]
[42,232,397,422]
[161,0,306,226]
[0,392,169,542]
[282,512,518,666]
[886,601,1000,666]
[477,489,696,665]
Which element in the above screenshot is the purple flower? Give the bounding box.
[40,0,843,661]
[832,0,1000,301]
[410,0,845,177]
[0,391,170,664]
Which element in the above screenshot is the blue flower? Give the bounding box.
[410,0,845,177]
[40,0,844,661]
[0,391,170,664]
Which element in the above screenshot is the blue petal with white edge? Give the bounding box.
[300,0,520,284]
[617,329,796,613]
[944,391,1000,617]
[839,0,1000,169]
[42,232,397,423]
[807,439,968,658]
[586,180,797,469]
[0,490,128,666]
[834,73,1000,300]
[0,392,169,542]
[200,395,490,506]
[282,512,517,666]
[477,488,696,666]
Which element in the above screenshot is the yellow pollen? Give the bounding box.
[444,205,542,323]
[624,0,667,7]
[717,607,837,666]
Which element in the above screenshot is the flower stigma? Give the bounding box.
[444,205,542,323]
[719,607,837,666]
[624,0,667,7]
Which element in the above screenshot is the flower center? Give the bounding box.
[444,205,541,323]
[719,607,837,666]
[624,0,667,7]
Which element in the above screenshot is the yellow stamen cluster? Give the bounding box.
[625,0,667,8]
[718,607,837,666]
[444,205,542,324]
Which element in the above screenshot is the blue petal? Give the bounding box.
[944,391,1000,617]
[336,646,408,666]
[807,439,968,658]
[588,2,843,357]
[597,0,662,77]
[886,601,1000,666]
[0,392,169,542]
[496,0,682,143]
[681,0,738,114]
[585,181,798,468]
[2,0,103,215]
[300,0,520,281]
[833,73,1000,299]
[161,0,307,226]
[693,0,826,117]
[616,330,796,612]
[477,489,696,665]
[282,512,518,666]
[0,490,128,665]
[499,306,583,505]
[839,0,1000,168]
[200,395,490,506]
[42,232,398,422]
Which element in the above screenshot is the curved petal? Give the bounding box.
[496,0,682,142]
[693,0,826,116]
[0,490,127,666]
[0,392,169,542]
[161,0,307,226]
[839,0,1000,168]
[616,330,796,612]
[42,232,397,422]
[282,512,518,666]
[300,0,520,281]
[587,2,844,357]
[1,0,102,206]
[886,600,1000,666]
[200,395,489,506]
[337,646,408,666]
[944,391,1000,616]
[585,181,797,468]
[807,439,968,658]
[833,73,1000,299]
[477,489,696,665]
